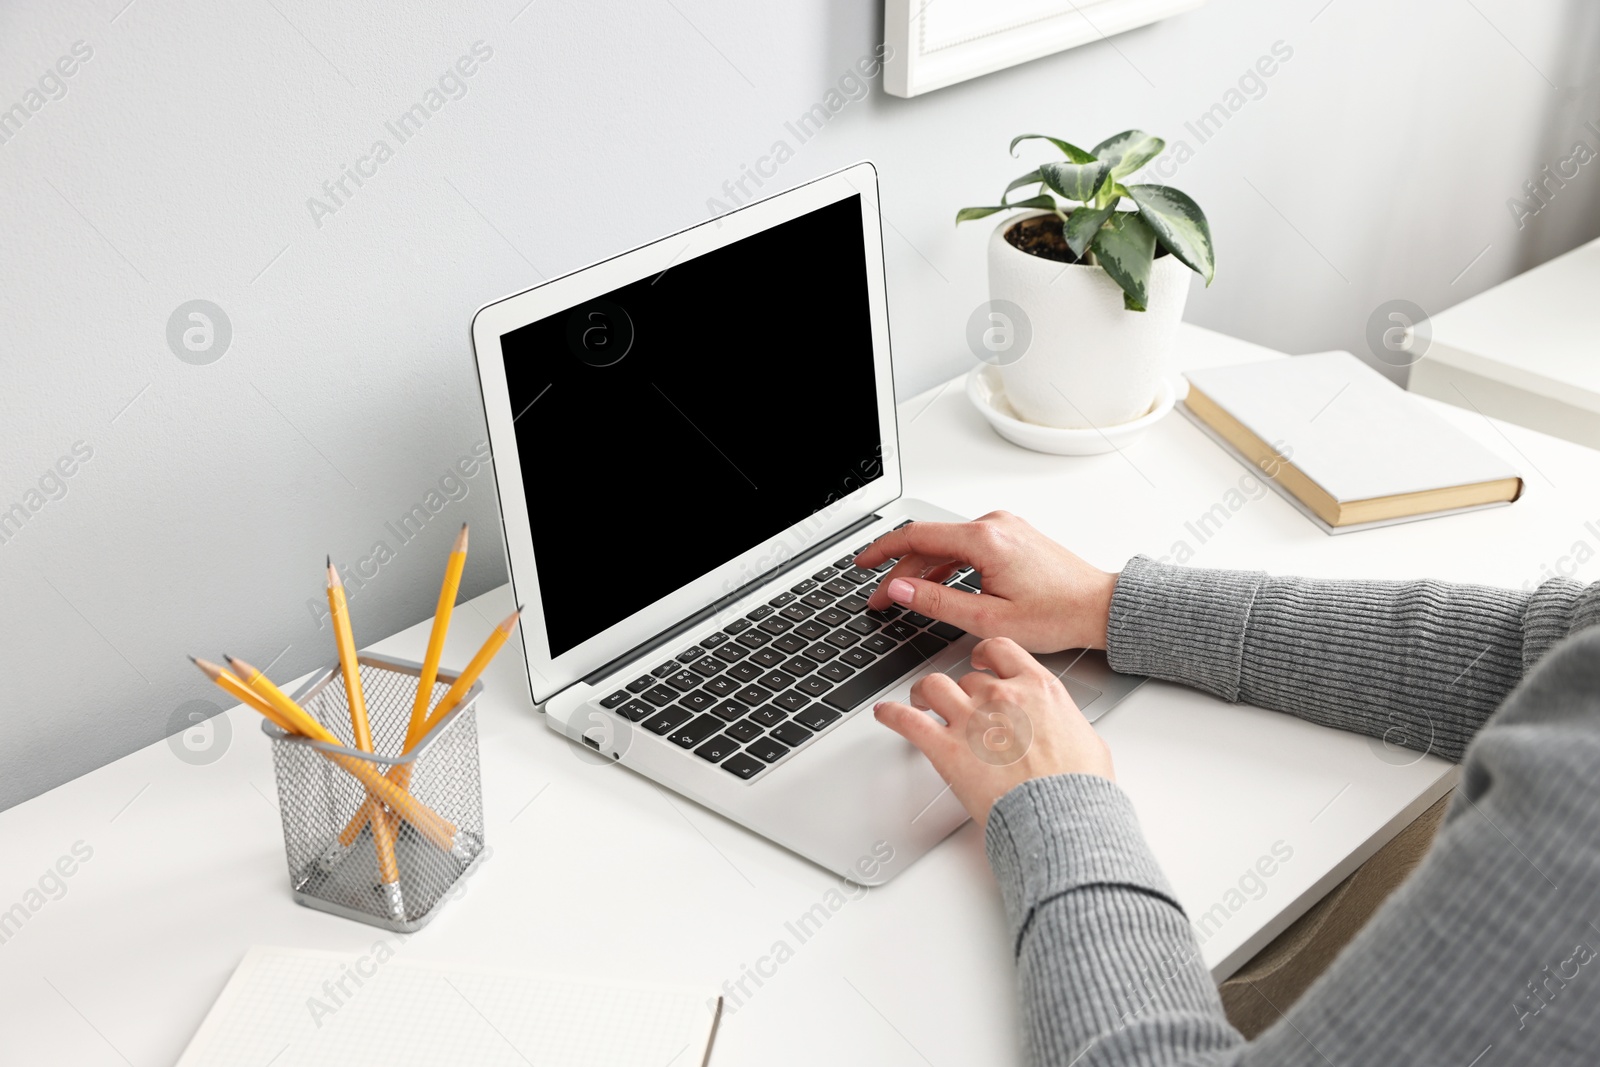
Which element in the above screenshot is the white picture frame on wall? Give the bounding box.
[884,0,1206,98]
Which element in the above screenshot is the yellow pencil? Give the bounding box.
[425,606,522,727]
[408,523,468,747]
[326,558,374,751]
[191,657,460,853]
[326,557,402,894]
[339,525,470,845]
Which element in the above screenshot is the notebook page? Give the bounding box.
[177,946,720,1067]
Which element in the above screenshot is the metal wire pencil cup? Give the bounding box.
[264,652,486,932]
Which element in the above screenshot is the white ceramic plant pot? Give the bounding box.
[989,212,1191,429]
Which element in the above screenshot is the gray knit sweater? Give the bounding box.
[984,556,1600,1066]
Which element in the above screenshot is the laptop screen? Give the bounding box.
[499,194,885,657]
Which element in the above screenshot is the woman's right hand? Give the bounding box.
[854,511,1118,653]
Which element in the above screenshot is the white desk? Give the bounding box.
[5,324,1598,1067]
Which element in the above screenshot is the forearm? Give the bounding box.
[1104,557,1594,763]
[986,776,1243,1066]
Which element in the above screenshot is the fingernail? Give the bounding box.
[886,578,915,605]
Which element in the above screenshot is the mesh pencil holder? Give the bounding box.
[264,652,487,932]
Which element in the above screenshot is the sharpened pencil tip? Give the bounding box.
[187,654,198,664]
[326,554,332,567]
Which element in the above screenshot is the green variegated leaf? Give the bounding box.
[1038,161,1112,204]
[1125,184,1215,284]
[1065,205,1114,257]
[1001,170,1043,204]
[1090,212,1157,312]
[955,195,1057,224]
[1009,133,1096,163]
[1092,130,1165,178]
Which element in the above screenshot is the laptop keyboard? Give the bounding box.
[593,541,976,782]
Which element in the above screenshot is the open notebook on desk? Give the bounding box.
[177,945,722,1067]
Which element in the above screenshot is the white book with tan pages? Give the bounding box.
[1180,351,1522,534]
[176,945,722,1067]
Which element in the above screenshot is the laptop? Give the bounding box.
[469,162,1144,884]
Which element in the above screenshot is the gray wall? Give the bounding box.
[3,0,1598,810]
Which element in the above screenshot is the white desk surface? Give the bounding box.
[5,324,1598,1067]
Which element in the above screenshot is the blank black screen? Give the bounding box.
[500,194,884,656]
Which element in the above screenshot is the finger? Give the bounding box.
[866,553,954,610]
[854,520,997,571]
[956,668,1005,702]
[873,700,952,762]
[880,577,1002,635]
[970,636,1049,680]
[922,562,963,586]
[907,671,976,728]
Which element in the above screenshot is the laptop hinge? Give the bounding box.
[581,512,883,687]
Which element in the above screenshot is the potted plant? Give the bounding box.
[958,130,1215,429]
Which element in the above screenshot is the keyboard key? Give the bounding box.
[668,713,724,748]
[872,559,896,573]
[796,675,834,697]
[750,647,786,668]
[771,721,814,747]
[729,661,764,683]
[643,708,692,735]
[774,689,811,712]
[817,607,850,628]
[721,753,764,780]
[840,647,876,669]
[705,675,740,697]
[904,611,933,627]
[774,633,808,654]
[813,567,840,581]
[865,607,902,623]
[883,620,918,642]
[735,684,772,705]
[724,617,753,634]
[800,591,835,610]
[679,690,716,713]
[795,620,829,641]
[750,705,788,727]
[713,642,748,662]
[709,699,749,721]
[757,670,795,691]
[726,718,764,742]
[956,571,982,592]
[841,566,877,584]
[790,578,818,594]
[821,633,949,711]
[600,690,628,708]
[689,656,723,677]
[677,646,707,663]
[769,591,796,608]
[757,616,793,635]
[845,616,880,635]
[747,737,791,763]
[617,699,654,722]
[703,631,730,648]
[666,670,702,692]
[626,676,653,693]
[836,595,869,614]
[819,661,855,683]
[780,655,817,675]
[929,621,966,641]
[652,663,677,678]
[780,602,816,622]
[833,556,856,570]
[736,630,771,648]
[803,642,838,662]
[862,633,897,655]
[746,604,774,621]
[694,734,740,763]
[795,705,842,732]
[642,685,678,707]
[824,630,859,648]
[822,579,856,598]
